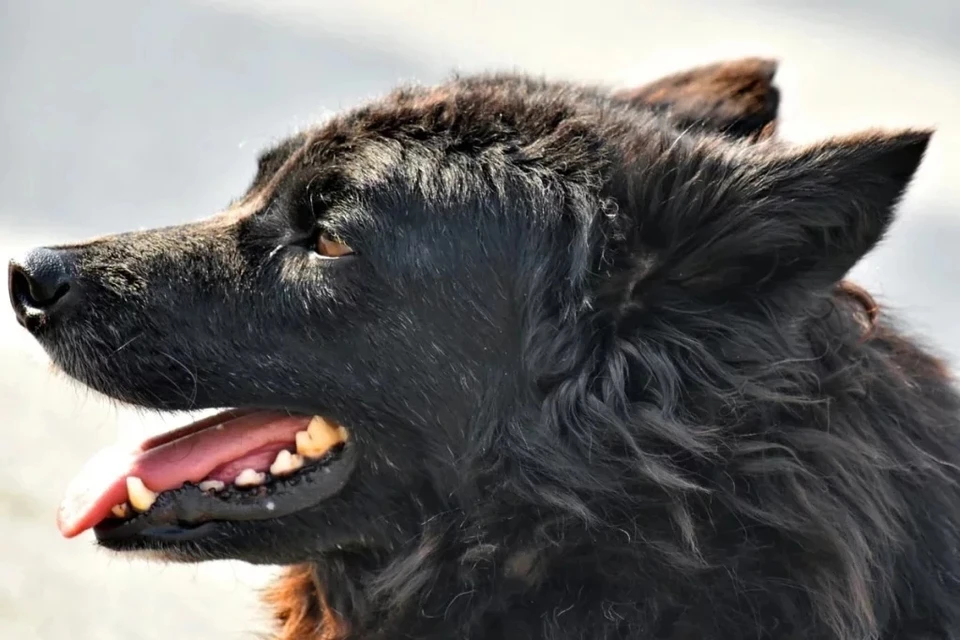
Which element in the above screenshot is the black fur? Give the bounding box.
[13,62,960,639]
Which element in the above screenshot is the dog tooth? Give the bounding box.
[269,449,304,476]
[234,468,266,487]
[198,479,226,492]
[126,477,157,512]
[110,503,130,519]
[270,449,292,471]
[295,430,314,457]
[306,415,337,440]
[295,430,334,459]
[296,435,329,458]
[295,416,346,458]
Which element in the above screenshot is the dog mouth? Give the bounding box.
[58,409,357,543]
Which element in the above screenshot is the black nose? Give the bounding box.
[8,247,75,330]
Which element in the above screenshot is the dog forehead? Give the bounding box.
[213,74,662,227]
[296,78,626,192]
[299,75,617,159]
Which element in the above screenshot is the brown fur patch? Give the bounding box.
[617,57,780,139]
[264,565,345,640]
[834,280,952,383]
[836,280,880,341]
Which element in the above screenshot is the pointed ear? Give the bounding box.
[615,58,780,141]
[649,130,931,297]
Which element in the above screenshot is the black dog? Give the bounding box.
[10,59,960,640]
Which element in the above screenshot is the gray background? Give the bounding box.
[1,1,958,637]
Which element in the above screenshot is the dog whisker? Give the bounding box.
[159,351,199,409]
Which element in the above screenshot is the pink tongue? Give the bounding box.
[57,411,312,538]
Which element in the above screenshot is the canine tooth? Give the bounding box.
[111,503,130,519]
[295,430,314,456]
[306,415,336,440]
[269,449,304,476]
[126,477,157,512]
[198,479,226,492]
[296,416,346,458]
[234,468,266,487]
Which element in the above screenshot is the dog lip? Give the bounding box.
[92,440,358,543]
[109,522,221,545]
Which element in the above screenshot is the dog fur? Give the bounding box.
[18,59,960,639]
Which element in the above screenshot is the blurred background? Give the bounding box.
[1,0,958,637]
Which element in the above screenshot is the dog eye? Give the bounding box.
[315,231,354,258]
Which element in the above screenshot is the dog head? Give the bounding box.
[8,59,928,571]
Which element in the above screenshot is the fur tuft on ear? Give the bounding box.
[616,57,780,140]
[634,129,932,299]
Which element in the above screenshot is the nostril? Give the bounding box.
[8,248,74,319]
[12,264,69,308]
[9,265,33,306]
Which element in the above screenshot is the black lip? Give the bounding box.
[93,440,358,544]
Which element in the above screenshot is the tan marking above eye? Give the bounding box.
[316,231,354,258]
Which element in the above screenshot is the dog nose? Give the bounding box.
[8,247,75,329]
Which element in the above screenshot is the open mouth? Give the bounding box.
[58,410,357,543]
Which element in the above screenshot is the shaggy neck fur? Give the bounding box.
[264,277,960,639]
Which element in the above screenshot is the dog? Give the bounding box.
[9,58,960,639]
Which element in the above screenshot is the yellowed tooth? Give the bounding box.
[198,479,226,492]
[234,468,266,487]
[269,449,304,476]
[306,415,337,440]
[126,476,157,512]
[295,430,315,457]
[296,416,347,459]
[110,503,130,519]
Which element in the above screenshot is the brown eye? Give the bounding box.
[315,231,354,258]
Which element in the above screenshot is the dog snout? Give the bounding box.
[8,247,76,331]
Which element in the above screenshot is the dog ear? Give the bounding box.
[629,129,931,300]
[615,58,780,141]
